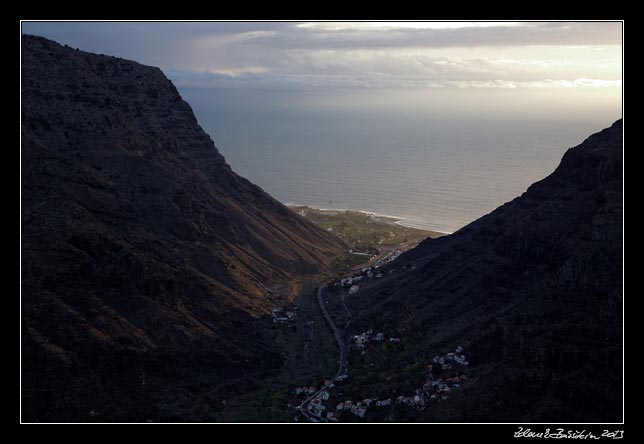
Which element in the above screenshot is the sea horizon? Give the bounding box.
[181,87,620,234]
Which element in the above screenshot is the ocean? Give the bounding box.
[179,87,621,234]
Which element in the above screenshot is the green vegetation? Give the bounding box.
[215,280,338,422]
[290,205,443,254]
[217,385,292,422]
[216,212,444,422]
[328,254,369,276]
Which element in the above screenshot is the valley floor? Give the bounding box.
[213,210,442,422]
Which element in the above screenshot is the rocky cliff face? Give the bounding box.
[350,120,623,422]
[21,35,346,422]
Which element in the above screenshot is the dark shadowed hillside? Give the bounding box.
[348,120,622,422]
[21,35,346,422]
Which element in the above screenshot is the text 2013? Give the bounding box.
[514,427,623,439]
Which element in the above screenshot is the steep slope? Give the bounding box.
[21,35,346,422]
[349,120,623,422]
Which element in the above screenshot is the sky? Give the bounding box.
[22,22,622,87]
[21,21,623,231]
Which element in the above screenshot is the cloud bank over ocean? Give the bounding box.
[22,21,622,91]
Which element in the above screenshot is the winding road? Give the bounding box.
[297,247,408,421]
[298,284,354,422]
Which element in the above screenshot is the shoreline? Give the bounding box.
[285,203,453,235]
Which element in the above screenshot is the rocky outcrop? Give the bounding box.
[21,34,346,422]
[351,120,623,422]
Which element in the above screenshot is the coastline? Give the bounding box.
[285,203,453,235]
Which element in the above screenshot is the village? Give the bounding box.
[288,380,392,421]
[332,250,402,296]
[403,345,470,407]
[351,329,401,354]
[282,241,474,422]
[288,345,471,422]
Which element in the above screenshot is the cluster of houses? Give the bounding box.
[334,397,393,418]
[396,393,427,408]
[289,347,468,422]
[409,346,470,406]
[337,346,471,419]
[351,329,401,351]
[338,275,364,295]
[388,250,402,262]
[335,265,388,292]
[307,390,331,417]
[290,382,335,419]
[371,250,403,268]
[271,306,298,324]
[332,251,408,296]
[425,373,469,402]
[290,376,397,421]
[431,345,469,370]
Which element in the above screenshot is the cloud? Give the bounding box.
[295,22,526,30]
[167,66,621,92]
[528,78,622,88]
[212,22,621,51]
[21,21,622,90]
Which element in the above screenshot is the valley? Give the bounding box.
[20,33,623,424]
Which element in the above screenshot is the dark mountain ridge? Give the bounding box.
[21,34,345,421]
[349,119,622,422]
[21,33,622,423]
